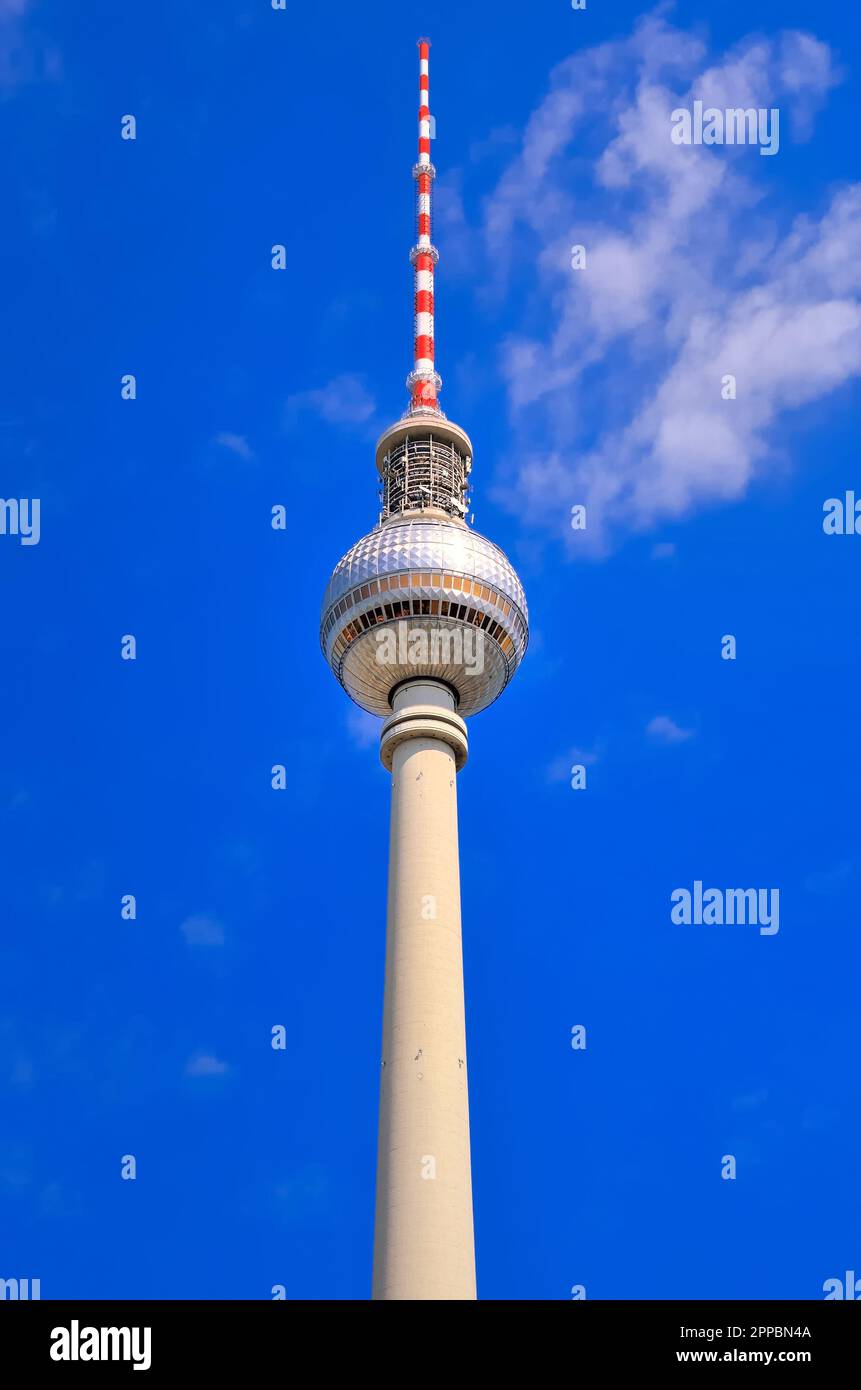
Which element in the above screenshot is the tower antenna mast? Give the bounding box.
[408,38,442,416]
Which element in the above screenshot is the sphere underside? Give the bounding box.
[321,518,528,717]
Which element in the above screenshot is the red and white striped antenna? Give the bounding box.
[406,38,442,415]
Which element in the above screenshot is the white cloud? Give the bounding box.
[214,432,253,460]
[733,1089,768,1111]
[803,860,856,896]
[346,708,381,750]
[0,1,61,90]
[180,913,225,947]
[546,745,600,783]
[646,715,694,744]
[185,1052,231,1078]
[465,13,856,553]
[11,1056,34,1087]
[285,373,377,431]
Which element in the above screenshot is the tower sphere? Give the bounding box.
[320,506,528,718]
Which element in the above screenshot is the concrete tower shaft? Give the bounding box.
[372,681,475,1299]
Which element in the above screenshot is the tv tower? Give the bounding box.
[320,39,528,1301]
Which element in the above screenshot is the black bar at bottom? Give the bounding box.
[1,1298,857,1374]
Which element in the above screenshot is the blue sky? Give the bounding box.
[1,0,860,1300]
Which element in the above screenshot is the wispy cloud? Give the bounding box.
[0,0,61,90]
[646,714,695,744]
[803,860,856,896]
[733,1089,768,1112]
[10,1056,34,1087]
[457,12,856,553]
[213,431,253,461]
[346,708,381,750]
[546,745,600,783]
[185,1052,231,1078]
[284,372,378,433]
[180,913,226,947]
